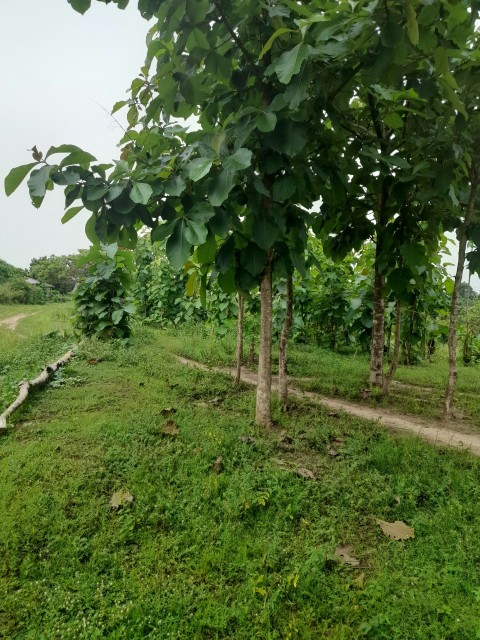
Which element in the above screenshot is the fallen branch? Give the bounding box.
[0,351,74,430]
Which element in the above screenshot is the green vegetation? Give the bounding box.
[0,304,73,410]
[1,307,480,639]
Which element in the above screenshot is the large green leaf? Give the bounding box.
[67,0,91,14]
[187,157,213,182]
[59,150,97,167]
[166,220,191,268]
[259,27,294,60]
[27,165,51,198]
[185,219,208,245]
[130,182,153,204]
[256,111,277,133]
[222,148,252,171]
[272,175,296,202]
[274,43,314,84]
[405,0,419,45]
[400,243,426,268]
[252,214,279,250]
[46,144,88,159]
[4,162,38,196]
[266,121,307,157]
[240,244,268,277]
[61,206,84,224]
[208,170,236,206]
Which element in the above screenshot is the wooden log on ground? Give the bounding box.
[0,351,74,430]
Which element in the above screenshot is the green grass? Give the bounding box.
[0,303,74,410]
[161,321,480,429]
[1,311,480,638]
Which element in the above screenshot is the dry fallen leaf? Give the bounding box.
[296,467,315,480]
[160,407,176,417]
[335,544,360,567]
[109,490,134,509]
[375,518,415,540]
[212,456,224,474]
[162,420,179,435]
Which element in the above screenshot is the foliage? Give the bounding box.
[30,252,88,294]
[2,319,480,638]
[73,244,135,340]
[0,259,25,284]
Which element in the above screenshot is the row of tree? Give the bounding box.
[0,254,86,305]
[5,0,480,424]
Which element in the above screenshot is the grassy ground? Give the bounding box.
[163,322,480,429]
[0,303,74,411]
[1,309,480,638]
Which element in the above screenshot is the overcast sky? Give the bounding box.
[0,0,148,268]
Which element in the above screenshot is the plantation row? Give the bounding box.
[5,0,480,425]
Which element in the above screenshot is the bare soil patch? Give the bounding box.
[0,313,33,330]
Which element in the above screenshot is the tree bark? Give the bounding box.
[383,301,401,396]
[279,274,293,411]
[0,351,74,430]
[369,263,385,388]
[235,293,244,385]
[444,170,479,420]
[255,256,273,427]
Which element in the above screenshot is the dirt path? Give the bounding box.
[0,313,33,330]
[177,356,480,457]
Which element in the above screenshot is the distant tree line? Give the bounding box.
[0,252,87,305]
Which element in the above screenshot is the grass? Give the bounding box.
[0,303,74,410]
[1,308,480,638]
[161,321,480,429]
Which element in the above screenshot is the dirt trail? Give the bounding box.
[177,356,480,457]
[0,313,34,330]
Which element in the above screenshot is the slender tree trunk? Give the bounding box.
[383,301,401,396]
[279,275,293,412]
[255,255,273,427]
[248,337,256,365]
[235,293,244,385]
[444,170,479,420]
[369,262,385,388]
[368,95,388,391]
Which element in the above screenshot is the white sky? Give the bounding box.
[0,0,149,268]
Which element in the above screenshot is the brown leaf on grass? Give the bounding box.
[327,446,340,457]
[296,467,315,480]
[87,358,99,365]
[334,544,360,567]
[240,436,256,445]
[162,420,179,435]
[109,490,134,509]
[375,519,415,540]
[160,407,176,417]
[212,456,224,474]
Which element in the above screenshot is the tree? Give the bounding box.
[29,253,87,294]
[5,0,480,424]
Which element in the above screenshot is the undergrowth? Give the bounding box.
[1,310,480,638]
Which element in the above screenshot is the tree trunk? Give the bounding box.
[383,301,401,396]
[235,293,244,385]
[255,255,273,427]
[0,351,74,430]
[369,263,385,388]
[444,170,479,420]
[278,274,293,412]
